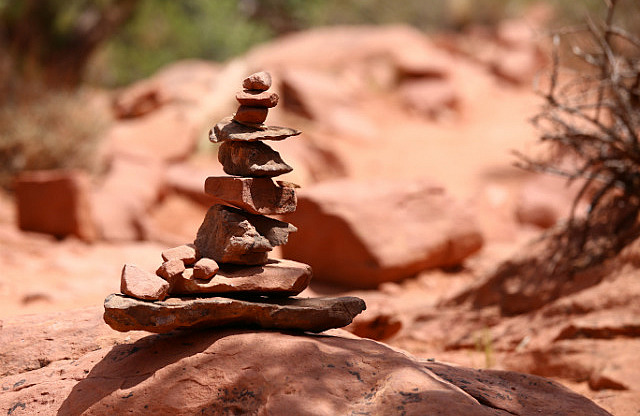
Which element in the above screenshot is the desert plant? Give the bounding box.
[0,90,109,189]
[515,0,640,269]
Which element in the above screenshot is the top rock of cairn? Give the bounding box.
[210,72,300,143]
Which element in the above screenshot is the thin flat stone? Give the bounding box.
[170,258,311,296]
[103,293,366,333]
[204,176,297,215]
[236,90,279,108]
[194,205,297,265]
[120,264,169,301]
[211,117,301,143]
[218,140,293,178]
[243,71,272,91]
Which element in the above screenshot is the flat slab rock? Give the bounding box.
[211,116,301,143]
[103,293,366,333]
[171,258,312,296]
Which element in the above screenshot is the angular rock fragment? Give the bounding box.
[120,264,169,301]
[103,293,366,333]
[156,259,186,287]
[236,90,279,108]
[211,117,300,143]
[192,257,219,280]
[204,176,297,215]
[242,71,272,91]
[233,105,268,125]
[218,140,293,177]
[170,258,311,296]
[161,244,199,265]
[194,205,297,265]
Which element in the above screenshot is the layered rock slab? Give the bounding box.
[211,116,301,142]
[194,204,296,265]
[204,176,297,215]
[103,293,365,333]
[171,258,311,296]
[218,140,293,177]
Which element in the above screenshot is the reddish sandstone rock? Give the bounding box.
[155,258,186,287]
[171,258,311,296]
[235,90,279,108]
[217,140,293,177]
[398,78,459,118]
[281,179,483,288]
[120,264,170,301]
[233,105,268,124]
[204,176,297,215]
[161,243,199,265]
[194,205,297,265]
[242,71,272,91]
[15,170,96,241]
[211,116,301,143]
[192,257,219,280]
[0,321,609,416]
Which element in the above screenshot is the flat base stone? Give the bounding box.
[171,258,312,296]
[211,117,301,142]
[103,293,366,333]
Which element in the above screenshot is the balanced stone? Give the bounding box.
[156,259,186,287]
[233,105,268,125]
[192,257,219,280]
[194,205,297,265]
[170,258,311,296]
[243,71,272,91]
[121,264,169,301]
[236,90,279,108]
[204,176,297,215]
[161,244,199,265]
[211,117,300,143]
[218,140,293,177]
[104,293,367,333]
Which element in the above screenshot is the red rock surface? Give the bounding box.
[14,170,96,241]
[282,179,483,288]
[0,309,608,416]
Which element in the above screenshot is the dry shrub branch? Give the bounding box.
[516,0,640,269]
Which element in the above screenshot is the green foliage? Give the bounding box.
[93,0,273,86]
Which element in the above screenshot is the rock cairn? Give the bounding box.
[104,71,366,333]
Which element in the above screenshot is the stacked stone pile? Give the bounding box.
[104,71,365,334]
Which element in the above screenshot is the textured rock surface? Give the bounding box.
[194,204,297,265]
[15,169,96,241]
[103,293,366,333]
[170,258,311,296]
[242,71,272,90]
[192,257,219,280]
[161,243,199,265]
[0,316,608,416]
[233,105,268,124]
[204,176,297,215]
[211,116,301,142]
[282,179,483,288]
[218,140,293,177]
[235,90,279,107]
[155,258,185,286]
[120,264,169,301]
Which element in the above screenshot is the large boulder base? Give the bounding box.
[0,313,609,416]
[281,179,484,288]
[171,258,312,296]
[103,293,366,333]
